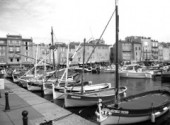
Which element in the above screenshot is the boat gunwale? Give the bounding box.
[102,89,170,114]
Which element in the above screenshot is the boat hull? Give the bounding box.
[18,78,29,88]
[27,82,42,91]
[53,83,111,100]
[64,87,127,108]
[43,82,53,95]
[96,89,170,125]
[12,74,19,83]
[119,71,152,79]
[98,109,168,125]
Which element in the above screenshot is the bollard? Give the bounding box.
[5,91,10,111]
[22,110,28,125]
[41,85,44,97]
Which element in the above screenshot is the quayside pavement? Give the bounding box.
[0,79,97,125]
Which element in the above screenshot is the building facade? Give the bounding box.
[151,40,159,60]
[132,41,142,62]
[0,38,7,65]
[121,40,132,61]
[50,39,111,66]
[0,35,33,67]
[158,43,163,61]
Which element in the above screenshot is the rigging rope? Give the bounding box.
[86,8,116,64]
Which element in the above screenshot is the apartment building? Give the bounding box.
[140,37,152,61]
[121,40,132,61]
[0,38,7,65]
[158,43,163,61]
[151,40,159,60]
[132,41,142,62]
[0,35,33,67]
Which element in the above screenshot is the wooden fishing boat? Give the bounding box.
[96,89,170,124]
[27,72,80,92]
[53,80,110,100]
[64,86,127,108]
[44,77,82,95]
[96,1,170,124]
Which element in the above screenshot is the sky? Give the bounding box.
[0,0,170,45]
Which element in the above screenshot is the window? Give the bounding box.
[10,58,13,62]
[0,40,4,44]
[16,40,20,45]
[26,52,28,56]
[17,58,20,62]
[9,47,13,52]
[16,47,20,52]
[9,40,12,45]
[26,46,28,50]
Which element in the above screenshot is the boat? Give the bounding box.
[119,64,154,79]
[64,39,127,108]
[26,76,44,91]
[100,65,115,73]
[95,1,170,124]
[74,67,92,73]
[12,71,21,83]
[64,86,127,108]
[18,74,35,88]
[52,68,109,100]
[96,89,170,124]
[43,72,82,95]
[12,68,27,83]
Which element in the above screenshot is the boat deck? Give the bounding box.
[120,93,170,109]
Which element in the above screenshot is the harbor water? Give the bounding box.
[34,73,170,125]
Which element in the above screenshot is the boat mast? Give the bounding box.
[51,27,56,71]
[81,38,86,94]
[35,44,38,78]
[115,0,119,105]
[65,43,69,90]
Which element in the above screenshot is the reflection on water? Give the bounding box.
[34,73,170,125]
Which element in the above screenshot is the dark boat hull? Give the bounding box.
[96,89,170,124]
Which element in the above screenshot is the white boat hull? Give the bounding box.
[52,83,65,99]
[53,83,111,100]
[98,108,168,125]
[27,83,42,91]
[119,71,153,79]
